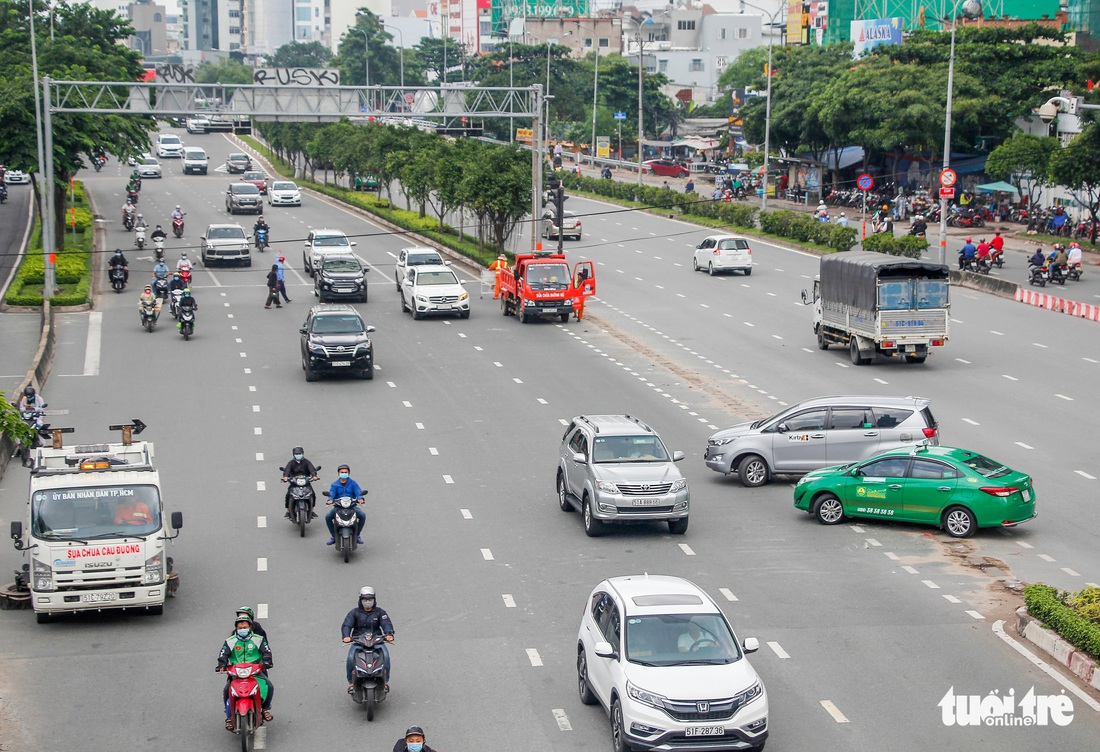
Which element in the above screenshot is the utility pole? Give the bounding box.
[636,34,644,186]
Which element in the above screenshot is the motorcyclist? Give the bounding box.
[325,464,366,546]
[1068,242,1083,267]
[177,253,193,275]
[152,259,170,280]
[600,166,612,179]
[150,224,168,243]
[910,216,928,236]
[217,613,274,729]
[122,200,135,226]
[171,205,185,222]
[138,284,161,323]
[990,231,1005,260]
[341,586,394,694]
[253,215,270,236]
[281,446,319,519]
[177,288,197,317]
[958,237,977,270]
[393,725,437,752]
[167,272,186,294]
[1028,248,1047,273]
[1053,244,1069,268]
[975,238,991,267]
[233,606,267,640]
[109,249,129,283]
[17,385,45,415]
[134,213,148,231]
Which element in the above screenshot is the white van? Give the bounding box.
[183,148,208,175]
[156,134,184,158]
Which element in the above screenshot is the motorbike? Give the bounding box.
[178,306,196,340]
[280,468,320,537]
[323,490,366,563]
[220,662,265,749]
[1067,261,1084,282]
[129,175,142,192]
[908,225,928,238]
[958,253,979,273]
[153,275,169,302]
[135,226,147,250]
[947,211,984,229]
[255,227,268,253]
[110,266,126,293]
[600,167,612,180]
[140,300,159,332]
[126,188,139,205]
[17,406,49,468]
[123,211,135,231]
[172,216,185,238]
[1049,262,1068,286]
[990,248,1005,268]
[153,236,165,260]
[975,255,992,275]
[0,185,7,204]
[92,155,105,172]
[169,289,183,319]
[179,268,193,288]
[1027,264,1050,287]
[348,633,392,721]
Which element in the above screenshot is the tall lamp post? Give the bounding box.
[29,4,54,298]
[635,33,645,186]
[382,22,405,89]
[740,2,782,210]
[351,16,370,87]
[937,0,982,266]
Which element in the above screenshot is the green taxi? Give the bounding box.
[793,444,1035,538]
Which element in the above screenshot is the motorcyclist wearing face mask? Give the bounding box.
[393,725,437,752]
[325,464,366,546]
[342,586,394,694]
[231,605,268,640]
[281,446,319,518]
[216,613,274,729]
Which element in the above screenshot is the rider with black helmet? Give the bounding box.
[17,385,45,413]
[393,725,437,752]
[281,446,319,518]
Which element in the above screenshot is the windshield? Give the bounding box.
[592,435,671,463]
[160,136,180,145]
[417,270,459,286]
[272,182,296,191]
[31,484,162,540]
[312,315,363,334]
[142,158,158,166]
[314,235,350,247]
[232,184,260,195]
[184,150,205,159]
[324,259,361,273]
[526,263,570,290]
[208,227,246,240]
[958,452,1011,479]
[408,253,442,266]
[229,153,247,161]
[243,172,263,181]
[751,406,790,430]
[626,614,741,666]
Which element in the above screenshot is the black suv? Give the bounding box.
[226,183,262,214]
[299,305,375,381]
[315,254,369,302]
[226,152,252,173]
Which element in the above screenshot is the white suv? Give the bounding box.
[578,575,768,752]
[303,229,356,276]
[156,134,184,158]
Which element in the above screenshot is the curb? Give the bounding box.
[1014,287,1100,322]
[1015,606,1100,692]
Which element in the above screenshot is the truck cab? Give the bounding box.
[499,252,595,323]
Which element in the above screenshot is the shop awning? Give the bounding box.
[976,181,1019,197]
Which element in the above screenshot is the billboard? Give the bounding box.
[491,0,590,36]
[851,17,903,57]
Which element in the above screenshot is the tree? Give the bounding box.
[331,11,402,86]
[193,59,254,85]
[415,37,474,85]
[1049,125,1100,234]
[268,41,331,69]
[985,132,1058,227]
[0,389,33,448]
[0,0,153,251]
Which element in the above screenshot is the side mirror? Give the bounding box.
[322,491,331,497]
[350,242,357,247]
[200,236,207,242]
[672,450,685,462]
[11,520,23,540]
[571,452,586,463]
[298,327,308,334]
[776,423,789,433]
[171,511,183,530]
[366,326,377,333]
[279,466,286,472]
[800,289,810,305]
[593,641,618,659]
[742,637,759,653]
[316,465,322,472]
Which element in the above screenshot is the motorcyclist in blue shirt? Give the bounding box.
[153,260,170,279]
[325,464,366,546]
[957,237,977,270]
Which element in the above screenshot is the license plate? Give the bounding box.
[1022,489,1032,502]
[437,305,454,310]
[331,361,351,367]
[632,499,661,506]
[82,592,117,603]
[685,726,724,737]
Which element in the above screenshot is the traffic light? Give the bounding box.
[555,184,566,220]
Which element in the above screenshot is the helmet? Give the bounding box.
[235,606,256,620]
[114,248,123,255]
[23,385,35,399]
[292,446,304,455]
[137,213,143,219]
[155,224,162,229]
[498,253,506,260]
[181,252,188,258]
[338,464,350,473]
[172,272,180,278]
[278,255,285,261]
[405,726,425,739]
[234,613,253,627]
[965,238,971,243]
[359,586,375,599]
[182,288,191,296]
[144,284,152,291]
[882,204,889,210]
[175,205,181,210]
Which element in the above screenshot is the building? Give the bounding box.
[329,0,392,51]
[181,0,243,51]
[512,16,624,57]
[128,2,170,56]
[242,0,294,54]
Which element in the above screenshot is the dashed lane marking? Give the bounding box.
[402,400,412,408]
[768,642,790,659]
[1076,470,1097,480]
[943,595,961,604]
[461,509,472,519]
[253,405,260,412]
[849,525,865,533]
[820,700,850,723]
[923,580,940,589]
[481,548,494,560]
[1038,554,1056,562]
[249,386,257,392]
[429,448,439,456]
[1016,442,1034,450]
[865,538,881,547]
[719,588,738,602]
[502,594,516,608]
[415,422,425,430]
[1055,394,1074,401]
[901,565,919,574]
[254,427,262,435]
[1062,568,1081,577]
[256,481,266,491]
[257,516,266,528]
[552,709,572,731]
[955,358,971,364]
[1002,374,1018,381]
[537,398,548,404]
[526,649,543,667]
[678,543,695,556]
[493,361,503,367]
[966,610,985,620]
[387,381,397,388]
[873,377,887,385]
[443,475,454,484]
[962,418,979,426]
[1017,541,1034,549]
[243,368,250,374]
[257,558,268,572]
[255,452,264,461]
[257,603,268,619]
[513,378,524,383]
[885,552,899,561]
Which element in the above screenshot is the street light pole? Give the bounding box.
[351,21,370,87]
[741,2,781,211]
[636,34,644,186]
[591,38,600,168]
[383,22,405,89]
[29,5,54,299]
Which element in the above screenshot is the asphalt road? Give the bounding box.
[0,130,1098,751]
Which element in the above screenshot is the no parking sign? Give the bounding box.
[857,174,874,191]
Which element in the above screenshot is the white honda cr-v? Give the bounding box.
[577,574,769,752]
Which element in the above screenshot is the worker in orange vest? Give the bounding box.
[573,265,593,320]
[488,253,509,299]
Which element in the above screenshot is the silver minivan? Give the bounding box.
[704,396,938,486]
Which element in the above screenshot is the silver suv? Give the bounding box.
[557,415,689,536]
[704,395,939,487]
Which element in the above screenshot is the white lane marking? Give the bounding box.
[443,475,454,484]
[923,580,941,589]
[460,509,472,519]
[257,516,266,528]
[253,405,260,412]
[255,452,264,461]
[849,525,865,533]
[966,610,985,620]
[767,641,790,659]
[865,538,881,547]
[1076,470,1097,480]
[474,345,483,351]
[415,422,424,430]
[901,565,919,574]
[1033,342,1048,348]
[537,398,548,404]
[884,552,900,561]
[1089,583,1100,588]
[249,386,257,392]
[481,548,493,560]
[1062,568,1081,577]
[771,334,783,340]
[429,447,439,456]
[243,368,251,374]
[257,558,268,572]
[1002,374,1018,381]
[1038,554,1056,562]
[254,427,262,435]
[240,352,247,358]
[719,588,738,602]
[513,378,523,383]
[678,543,695,556]
[227,314,234,319]
[943,595,961,604]
[493,361,503,367]
[1016,541,1034,549]
[83,311,103,376]
[956,358,971,364]
[1016,442,1034,450]
[235,338,243,344]
[256,726,267,749]
[559,418,570,425]
[402,400,412,408]
[993,620,1100,712]
[257,603,268,619]
[990,330,1004,336]
[387,381,397,388]
[526,649,543,667]
[1084,357,1099,364]
[873,377,887,385]
[552,709,572,731]
[502,594,516,608]
[1055,394,1074,401]
[256,481,266,491]
[820,700,850,723]
[962,418,979,426]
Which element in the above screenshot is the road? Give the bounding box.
[0,129,1098,751]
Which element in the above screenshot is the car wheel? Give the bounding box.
[692,256,700,271]
[817,327,829,350]
[412,305,422,320]
[744,268,752,276]
[943,506,977,538]
[459,310,470,319]
[668,517,689,535]
[583,495,604,537]
[577,650,597,705]
[738,454,769,487]
[814,494,845,525]
[359,365,373,380]
[303,358,317,382]
[557,472,572,512]
[850,337,866,366]
[708,262,717,276]
[611,699,630,752]
[400,292,409,312]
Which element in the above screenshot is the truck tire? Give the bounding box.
[817,328,829,350]
[849,337,869,366]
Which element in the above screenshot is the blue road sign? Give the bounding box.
[857,173,874,191]
[614,112,627,121]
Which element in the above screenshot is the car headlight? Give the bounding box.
[595,480,619,494]
[354,276,364,284]
[670,479,688,492]
[796,475,814,486]
[525,299,538,307]
[416,295,427,302]
[144,551,164,585]
[627,681,668,711]
[459,292,469,301]
[710,437,737,446]
[33,558,54,592]
[734,682,763,707]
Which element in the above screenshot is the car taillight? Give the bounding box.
[713,249,721,255]
[931,339,945,347]
[981,486,1019,498]
[746,248,752,254]
[882,341,895,349]
[922,427,937,439]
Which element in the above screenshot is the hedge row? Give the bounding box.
[758,210,860,252]
[1025,583,1100,661]
[860,232,930,258]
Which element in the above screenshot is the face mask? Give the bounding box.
[236,629,250,639]
[407,743,423,752]
[339,472,349,480]
[360,599,374,609]
[294,454,303,460]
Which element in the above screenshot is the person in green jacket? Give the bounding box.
[217,613,274,730]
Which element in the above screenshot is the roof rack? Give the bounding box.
[577,415,599,434]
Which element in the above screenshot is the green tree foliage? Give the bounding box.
[985,132,1058,221]
[0,0,154,251]
[331,11,404,86]
[267,41,332,69]
[193,59,254,85]
[1049,125,1100,228]
[0,389,33,448]
[413,37,474,85]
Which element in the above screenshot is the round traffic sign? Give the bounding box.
[939,168,957,188]
[857,173,873,191]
